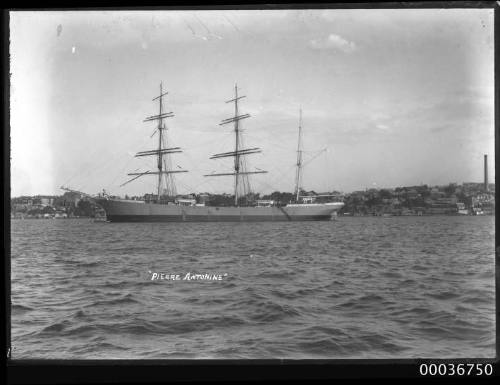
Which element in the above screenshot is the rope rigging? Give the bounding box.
[65,85,337,201]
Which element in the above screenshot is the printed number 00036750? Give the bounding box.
[419,363,493,376]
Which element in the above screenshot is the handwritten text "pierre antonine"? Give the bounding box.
[149,272,228,281]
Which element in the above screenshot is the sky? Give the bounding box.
[10,9,494,197]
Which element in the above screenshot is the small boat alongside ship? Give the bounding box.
[91,83,344,222]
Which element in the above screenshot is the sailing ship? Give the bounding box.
[93,83,344,222]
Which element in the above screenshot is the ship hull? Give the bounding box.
[95,199,344,222]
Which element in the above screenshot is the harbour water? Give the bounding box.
[10,216,495,359]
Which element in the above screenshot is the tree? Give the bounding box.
[27,208,41,216]
[420,189,431,199]
[444,183,456,196]
[42,206,55,214]
[379,189,392,199]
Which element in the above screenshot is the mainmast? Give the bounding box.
[204,84,267,206]
[156,82,166,198]
[233,84,240,204]
[294,109,303,202]
[120,82,188,201]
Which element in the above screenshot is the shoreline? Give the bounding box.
[10,214,494,220]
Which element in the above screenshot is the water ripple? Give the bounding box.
[10,216,495,358]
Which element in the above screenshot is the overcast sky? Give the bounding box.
[10,9,494,197]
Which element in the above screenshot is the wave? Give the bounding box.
[185,296,229,306]
[89,293,141,307]
[114,315,247,335]
[38,320,72,335]
[297,325,349,339]
[428,291,461,300]
[246,301,301,323]
[297,337,344,354]
[76,261,100,268]
[72,309,92,320]
[32,315,246,338]
[94,280,132,289]
[69,341,129,353]
[12,304,34,313]
[358,334,410,353]
[380,271,403,279]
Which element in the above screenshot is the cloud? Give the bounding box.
[375,123,390,131]
[309,33,357,53]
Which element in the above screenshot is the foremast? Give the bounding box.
[121,82,187,201]
[204,84,267,206]
[294,109,303,203]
